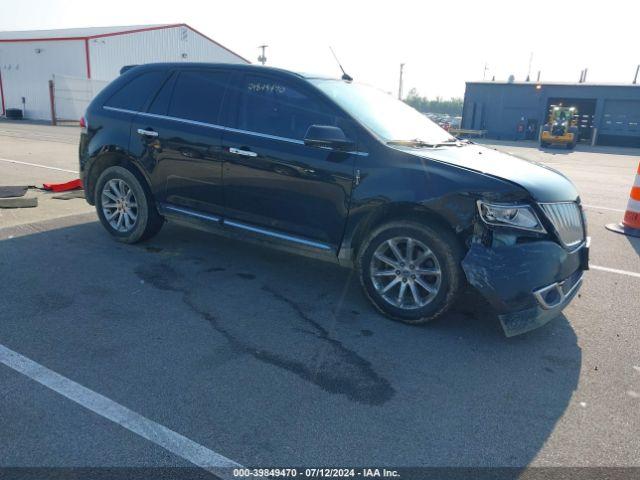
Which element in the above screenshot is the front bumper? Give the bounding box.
[462,238,589,337]
[541,131,575,144]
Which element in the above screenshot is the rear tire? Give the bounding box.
[357,221,464,324]
[95,166,163,243]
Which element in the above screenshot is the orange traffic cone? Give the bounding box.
[606,161,640,237]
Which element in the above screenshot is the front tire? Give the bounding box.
[357,221,464,324]
[95,166,163,243]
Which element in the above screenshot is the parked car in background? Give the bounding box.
[79,63,589,336]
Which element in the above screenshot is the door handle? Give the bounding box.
[229,147,257,157]
[137,128,158,137]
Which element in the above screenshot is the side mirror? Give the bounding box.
[304,125,355,152]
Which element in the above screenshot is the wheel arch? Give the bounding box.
[341,202,469,266]
[85,152,152,205]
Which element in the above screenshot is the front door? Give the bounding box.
[130,69,231,217]
[221,73,357,249]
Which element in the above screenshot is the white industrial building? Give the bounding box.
[0,24,249,121]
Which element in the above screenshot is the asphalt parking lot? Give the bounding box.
[0,121,639,477]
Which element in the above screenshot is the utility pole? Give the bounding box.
[483,63,489,80]
[526,52,533,82]
[579,68,588,83]
[634,65,640,84]
[398,63,405,100]
[257,45,268,65]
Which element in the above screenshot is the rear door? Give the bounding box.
[130,68,231,217]
[221,73,357,249]
[101,69,170,172]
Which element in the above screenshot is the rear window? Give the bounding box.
[104,71,168,111]
[167,70,230,125]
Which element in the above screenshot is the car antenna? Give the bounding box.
[329,47,353,82]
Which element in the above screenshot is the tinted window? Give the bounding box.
[167,70,230,124]
[148,72,176,115]
[239,75,335,140]
[105,71,167,111]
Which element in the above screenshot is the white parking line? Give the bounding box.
[591,265,640,279]
[0,157,77,174]
[583,204,626,213]
[0,129,78,144]
[0,343,243,478]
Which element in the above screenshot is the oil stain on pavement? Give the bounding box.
[134,262,395,406]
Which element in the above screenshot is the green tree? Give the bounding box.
[404,88,463,116]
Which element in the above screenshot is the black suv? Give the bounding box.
[80,63,589,336]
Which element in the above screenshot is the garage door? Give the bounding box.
[599,99,640,146]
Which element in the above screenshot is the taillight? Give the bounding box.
[79,116,87,132]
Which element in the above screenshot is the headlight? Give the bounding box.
[477,201,546,233]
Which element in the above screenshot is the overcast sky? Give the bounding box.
[1,0,638,98]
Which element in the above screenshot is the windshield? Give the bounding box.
[310,79,456,145]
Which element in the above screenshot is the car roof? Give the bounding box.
[129,62,342,81]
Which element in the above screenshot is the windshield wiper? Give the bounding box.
[387,137,465,148]
[434,140,466,147]
[386,139,437,148]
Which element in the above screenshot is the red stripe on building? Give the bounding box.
[86,23,185,40]
[0,24,250,64]
[0,37,85,43]
[0,70,5,115]
[176,24,251,64]
[0,24,187,43]
[87,24,250,63]
[84,38,91,78]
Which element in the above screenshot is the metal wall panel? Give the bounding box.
[463,82,640,144]
[601,100,640,137]
[53,74,109,121]
[0,40,85,120]
[461,83,543,139]
[90,26,247,81]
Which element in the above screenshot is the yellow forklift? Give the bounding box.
[540,105,579,149]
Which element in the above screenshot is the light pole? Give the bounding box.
[258,45,268,65]
[398,63,405,100]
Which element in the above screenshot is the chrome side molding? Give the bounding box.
[162,204,221,223]
[224,219,332,251]
[102,106,368,156]
[160,203,331,251]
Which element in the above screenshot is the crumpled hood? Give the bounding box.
[406,144,580,203]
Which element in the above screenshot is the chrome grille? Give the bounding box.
[540,202,585,249]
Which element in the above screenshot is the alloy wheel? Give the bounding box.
[370,236,442,309]
[101,178,138,233]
